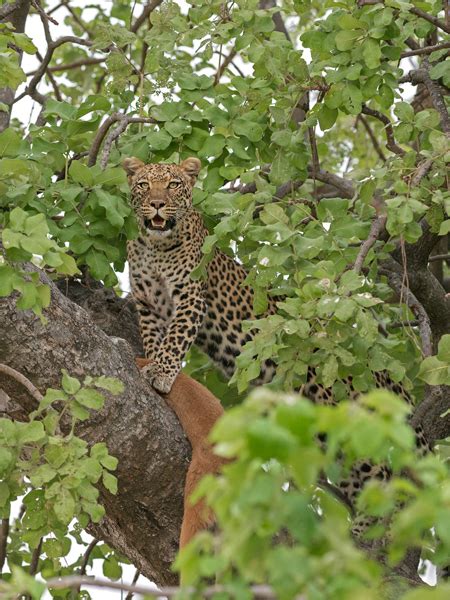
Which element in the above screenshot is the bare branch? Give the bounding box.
[354,215,387,275]
[361,106,406,156]
[0,363,43,405]
[26,56,105,75]
[130,0,164,33]
[409,6,450,34]
[88,113,157,167]
[401,41,450,58]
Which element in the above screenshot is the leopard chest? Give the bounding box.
[128,237,199,307]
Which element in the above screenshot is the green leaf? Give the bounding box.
[232,117,264,142]
[418,356,449,385]
[335,29,361,51]
[146,128,173,151]
[93,376,124,395]
[0,128,21,157]
[437,335,450,362]
[17,421,45,444]
[69,161,94,187]
[103,471,118,494]
[362,38,381,69]
[75,388,105,410]
[54,488,76,525]
[61,370,81,395]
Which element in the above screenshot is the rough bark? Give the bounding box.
[0,269,190,586]
[0,0,31,133]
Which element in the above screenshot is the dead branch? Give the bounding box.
[214,47,237,84]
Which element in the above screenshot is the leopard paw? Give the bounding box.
[142,362,175,394]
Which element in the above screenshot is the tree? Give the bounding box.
[0,0,449,597]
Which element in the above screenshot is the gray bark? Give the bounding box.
[0,270,190,585]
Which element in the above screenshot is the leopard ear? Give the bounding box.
[122,157,145,177]
[180,157,201,183]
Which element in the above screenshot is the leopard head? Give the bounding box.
[122,157,201,239]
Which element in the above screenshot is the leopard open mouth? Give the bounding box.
[144,215,168,230]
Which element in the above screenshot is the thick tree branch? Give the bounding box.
[401,41,450,58]
[0,268,191,585]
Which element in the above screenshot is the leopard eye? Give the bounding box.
[168,180,181,189]
[137,181,149,189]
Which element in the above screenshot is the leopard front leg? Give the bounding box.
[149,286,206,394]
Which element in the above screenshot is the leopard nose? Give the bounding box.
[150,199,165,209]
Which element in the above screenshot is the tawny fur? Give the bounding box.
[136,358,225,549]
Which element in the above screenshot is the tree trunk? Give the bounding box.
[0,268,190,585]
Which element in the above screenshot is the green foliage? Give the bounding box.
[0,371,122,598]
[1,0,449,596]
[176,389,449,599]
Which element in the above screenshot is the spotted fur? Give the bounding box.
[123,156,429,515]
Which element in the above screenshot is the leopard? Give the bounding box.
[123,156,430,529]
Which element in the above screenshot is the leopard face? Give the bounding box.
[123,157,201,240]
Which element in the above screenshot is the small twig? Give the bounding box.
[354,215,387,275]
[388,320,419,329]
[0,518,9,574]
[35,51,62,102]
[125,569,141,600]
[61,0,91,36]
[361,106,406,156]
[355,114,386,162]
[401,41,450,58]
[31,0,58,30]
[0,363,43,405]
[428,253,450,263]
